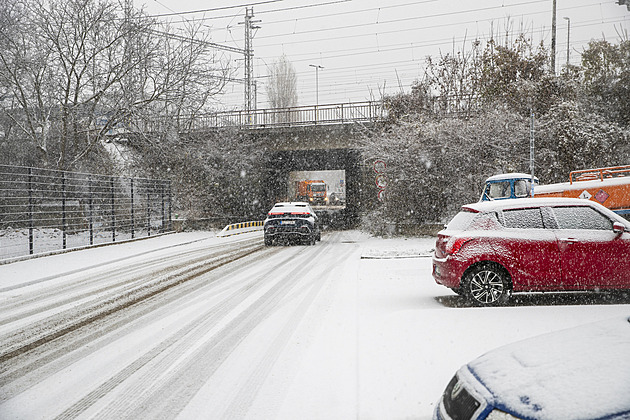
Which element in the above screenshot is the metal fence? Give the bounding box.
[115,98,483,135]
[195,101,385,129]
[133,101,385,132]
[0,165,172,261]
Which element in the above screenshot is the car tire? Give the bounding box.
[264,236,272,246]
[462,263,511,306]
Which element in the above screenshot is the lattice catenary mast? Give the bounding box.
[241,8,261,113]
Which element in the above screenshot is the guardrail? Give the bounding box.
[569,165,630,184]
[217,220,264,237]
[0,165,172,261]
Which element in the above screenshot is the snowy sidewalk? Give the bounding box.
[0,231,263,289]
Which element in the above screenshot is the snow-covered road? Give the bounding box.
[0,230,628,419]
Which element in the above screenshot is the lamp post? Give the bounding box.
[309,64,324,106]
[551,0,557,73]
[563,17,571,67]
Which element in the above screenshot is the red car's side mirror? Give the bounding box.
[613,222,626,234]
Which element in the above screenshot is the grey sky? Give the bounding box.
[135,0,630,110]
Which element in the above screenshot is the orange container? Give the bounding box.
[534,165,630,214]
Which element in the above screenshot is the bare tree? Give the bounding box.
[266,54,298,110]
[0,0,229,170]
[423,38,482,115]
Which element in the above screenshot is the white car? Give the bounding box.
[263,202,321,246]
[435,316,630,419]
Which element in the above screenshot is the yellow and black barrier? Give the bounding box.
[217,220,264,237]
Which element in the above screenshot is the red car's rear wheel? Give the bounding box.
[463,263,512,306]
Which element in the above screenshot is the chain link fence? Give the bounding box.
[0,165,172,261]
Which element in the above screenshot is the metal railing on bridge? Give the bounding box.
[136,101,385,132]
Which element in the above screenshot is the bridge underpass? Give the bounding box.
[256,123,371,229]
[263,148,362,229]
[122,103,380,229]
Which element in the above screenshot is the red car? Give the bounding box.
[432,198,630,306]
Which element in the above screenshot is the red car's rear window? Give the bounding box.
[447,210,501,231]
[446,210,478,230]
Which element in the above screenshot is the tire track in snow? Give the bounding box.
[0,243,284,401]
[49,244,319,419]
[84,235,345,419]
[221,235,357,419]
[0,241,248,325]
[0,239,264,364]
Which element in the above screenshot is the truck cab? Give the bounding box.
[296,180,328,205]
[481,173,538,201]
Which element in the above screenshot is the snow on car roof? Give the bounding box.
[268,202,314,214]
[466,316,630,419]
[485,173,538,182]
[272,202,309,207]
[463,197,602,213]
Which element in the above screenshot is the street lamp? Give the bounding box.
[563,17,570,67]
[551,0,557,73]
[309,64,324,106]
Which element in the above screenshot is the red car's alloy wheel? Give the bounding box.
[464,264,511,305]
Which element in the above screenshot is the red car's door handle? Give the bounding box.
[559,238,578,252]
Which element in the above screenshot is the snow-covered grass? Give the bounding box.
[0,231,627,419]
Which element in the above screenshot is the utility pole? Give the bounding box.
[551,0,557,74]
[564,17,571,67]
[241,8,261,114]
[123,0,135,117]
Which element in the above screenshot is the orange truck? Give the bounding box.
[295,180,328,205]
[481,165,630,215]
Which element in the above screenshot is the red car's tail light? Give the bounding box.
[445,237,473,255]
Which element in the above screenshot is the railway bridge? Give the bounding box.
[133,101,388,227]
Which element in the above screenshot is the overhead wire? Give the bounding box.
[146,1,624,55]
[252,2,604,49]
[255,16,628,72]
[144,0,286,18]
[143,0,629,106]
[220,0,553,41]
[145,0,352,22]
[255,0,439,25]
[261,22,629,101]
